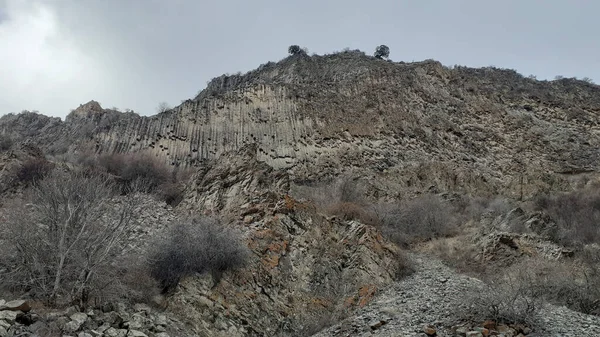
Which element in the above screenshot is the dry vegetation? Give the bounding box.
[0,171,140,307]
[0,151,247,311]
[292,176,600,328]
[148,217,249,294]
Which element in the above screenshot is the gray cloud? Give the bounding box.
[1,0,599,119]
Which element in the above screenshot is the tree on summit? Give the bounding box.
[374,45,390,59]
[288,45,308,56]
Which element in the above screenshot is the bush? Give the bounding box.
[15,158,54,184]
[157,182,185,206]
[377,195,457,246]
[148,217,249,293]
[463,260,541,327]
[533,188,600,245]
[0,171,140,307]
[96,153,171,193]
[516,258,600,315]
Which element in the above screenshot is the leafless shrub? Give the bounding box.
[157,182,185,206]
[377,195,457,246]
[156,102,172,113]
[463,260,542,327]
[516,258,600,315]
[0,171,140,307]
[533,188,600,245]
[95,153,171,193]
[148,217,249,294]
[15,157,54,184]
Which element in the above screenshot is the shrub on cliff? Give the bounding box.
[15,157,54,185]
[96,153,171,194]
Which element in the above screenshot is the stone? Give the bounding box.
[133,303,151,313]
[78,333,93,337]
[70,312,89,326]
[154,314,168,326]
[104,328,128,337]
[65,306,80,316]
[0,311,18,323]
[126,330,148,337]
[452,325,469,336]
[0,326,6,337]
[0,300,30,312]
[154,333,170,337]
[369,319,386,330]
[63,320,83,333]
[465,332,483,337]
[423,324,437,336]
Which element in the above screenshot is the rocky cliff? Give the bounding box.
[2,51,598,199]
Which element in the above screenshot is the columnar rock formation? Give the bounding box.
[1,52,599,198]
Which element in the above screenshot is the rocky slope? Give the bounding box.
[312,252,600,337]
[165,145,404,336]
[2,52,599,199]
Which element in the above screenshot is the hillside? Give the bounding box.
[1,52,600,337]
[2,51,599,199]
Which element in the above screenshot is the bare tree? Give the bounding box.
[156,102,171,113]
[0,171,140,306]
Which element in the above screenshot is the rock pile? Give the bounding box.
[0,300,189,337]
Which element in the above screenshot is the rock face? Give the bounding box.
[169,145,404,336]
[2,53,599,198]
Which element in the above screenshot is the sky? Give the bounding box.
[0,0,599,119]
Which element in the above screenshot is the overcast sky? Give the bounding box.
[1,0,598,119]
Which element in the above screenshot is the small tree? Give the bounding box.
[374,45,390,59]
[288,45,307,56]
[156,102,171,113]
[0,171,140,306]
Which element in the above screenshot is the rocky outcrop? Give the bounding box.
[167,145,404,336]
[3,53,599,199]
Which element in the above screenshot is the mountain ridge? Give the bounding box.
[1,52,599,199]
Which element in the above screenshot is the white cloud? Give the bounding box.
[0,0,106,117]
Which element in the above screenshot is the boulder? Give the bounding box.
[0,300,30,312]
[0,311,19,323]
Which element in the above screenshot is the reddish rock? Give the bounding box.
[482,320,496,330]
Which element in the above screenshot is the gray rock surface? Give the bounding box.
[312,253,600,337]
